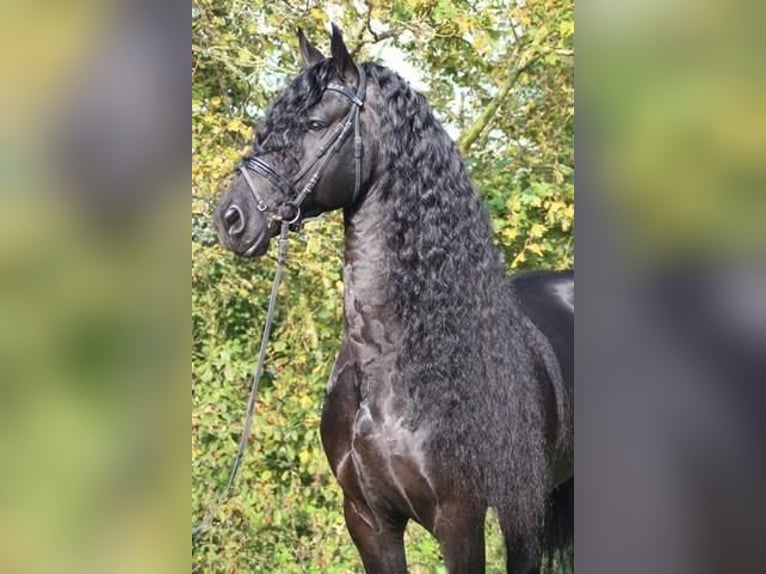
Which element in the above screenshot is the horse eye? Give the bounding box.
[307,120,326,132]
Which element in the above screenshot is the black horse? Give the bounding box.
[215,25,573,573]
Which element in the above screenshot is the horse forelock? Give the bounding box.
[249,60,338,168]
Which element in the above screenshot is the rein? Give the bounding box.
[192,220,290,540]
[193,65,367,540]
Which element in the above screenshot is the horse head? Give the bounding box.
[214,24,378,257]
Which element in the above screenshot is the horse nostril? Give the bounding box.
[224,205,245,237]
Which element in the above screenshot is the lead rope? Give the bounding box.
[192,220,291,540]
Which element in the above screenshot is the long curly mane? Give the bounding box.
[365,62,558,541]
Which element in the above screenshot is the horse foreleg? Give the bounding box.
[343,497,408,574]
[433,502,487,574]
[504,541,541,574]
[500,512,541,574]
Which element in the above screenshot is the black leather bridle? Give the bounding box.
[238,64,367,229]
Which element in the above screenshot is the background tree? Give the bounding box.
[192,1,573,571]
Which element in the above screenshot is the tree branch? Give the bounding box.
[350,0,400,58]
[457,55,538,155]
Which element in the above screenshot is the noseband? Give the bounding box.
[239,64,367,228]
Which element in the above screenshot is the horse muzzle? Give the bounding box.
[215,200,271,258]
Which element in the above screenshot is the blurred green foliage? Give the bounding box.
[192,1,573,571]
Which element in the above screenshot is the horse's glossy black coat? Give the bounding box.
[513,270,574,392]
[215,25,574,573]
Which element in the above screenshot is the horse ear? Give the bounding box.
[297,28,324,68]
[330,23,358,84]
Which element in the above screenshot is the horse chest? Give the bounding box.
[321,346,439,530]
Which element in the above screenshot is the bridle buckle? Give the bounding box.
[279,202,301,226]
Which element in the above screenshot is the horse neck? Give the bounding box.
[340,187,401,388]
